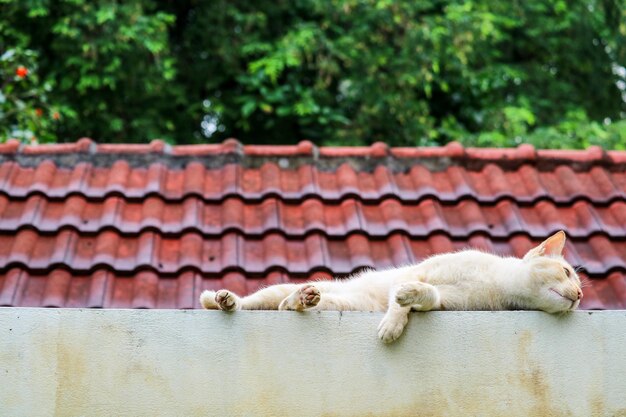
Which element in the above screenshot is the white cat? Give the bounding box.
[200,231,583,343]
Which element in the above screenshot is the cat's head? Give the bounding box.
[522,230,583,313]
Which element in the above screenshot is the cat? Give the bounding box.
[200,231,583,343]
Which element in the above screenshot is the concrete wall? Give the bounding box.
[1,308,625,417]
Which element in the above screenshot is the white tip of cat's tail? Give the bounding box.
[199,290,218,309]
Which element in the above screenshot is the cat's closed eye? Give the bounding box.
[563,267,571,278]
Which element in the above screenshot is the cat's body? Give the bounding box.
[200,231,583,342]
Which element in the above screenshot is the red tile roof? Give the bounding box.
[0,138,625,309]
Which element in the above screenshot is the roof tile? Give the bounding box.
[8,229,626,275]
[0,139,22,154]
[0,140,625,308]
[1,193,625,242]
[3,160,626,204]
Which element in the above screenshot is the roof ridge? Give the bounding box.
[1,138,624,164]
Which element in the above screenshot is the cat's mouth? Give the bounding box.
[549,288,578,306]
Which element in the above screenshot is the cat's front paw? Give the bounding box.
[279,285,320,311]
[377,312,408,343]
[215,290,239,311]
[299,285,321,308]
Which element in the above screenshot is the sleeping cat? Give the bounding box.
[200,231,583,343]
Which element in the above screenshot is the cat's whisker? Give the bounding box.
[572,266,592,288]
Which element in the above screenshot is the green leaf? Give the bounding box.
[241,101,257,118]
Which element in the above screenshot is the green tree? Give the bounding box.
[1,0,625,148]
[2,0,176,143]
[0,47,62,143]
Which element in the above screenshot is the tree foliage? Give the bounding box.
[1,0,625,148]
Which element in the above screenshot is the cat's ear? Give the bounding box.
[523,230,567,260]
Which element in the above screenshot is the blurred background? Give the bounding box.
[1,0,625,148]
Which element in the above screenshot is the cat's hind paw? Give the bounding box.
[377,312,408,343]
[199,290,218,309]
[279,284,320,311]
[215,289,239,311]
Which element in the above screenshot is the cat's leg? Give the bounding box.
[394,281,440,311]
[309,293,364,311]
[278,285,372,311]
[376,282,435,343]
[200,284,299,311]
[377,282,440,342]
[239,284,300,310]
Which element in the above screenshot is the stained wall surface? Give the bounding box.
[1,308,625,417]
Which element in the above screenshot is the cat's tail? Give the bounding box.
[199,290,219,309]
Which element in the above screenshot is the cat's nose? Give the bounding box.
[577,288,583,300]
